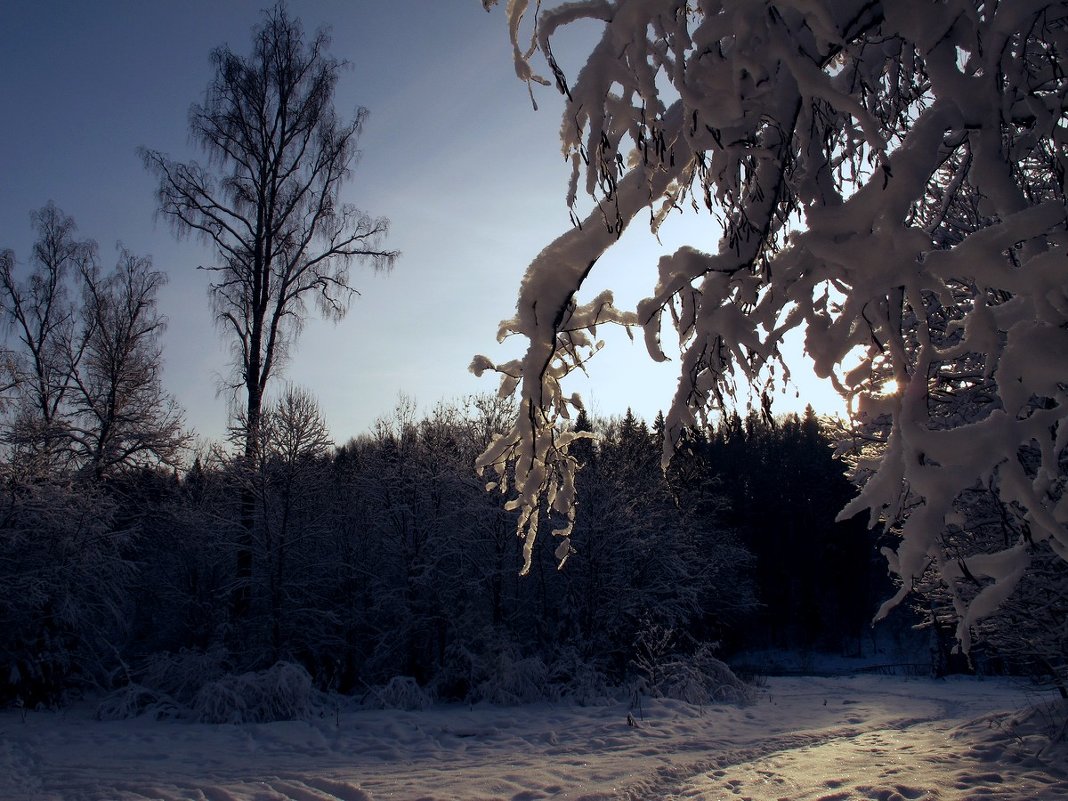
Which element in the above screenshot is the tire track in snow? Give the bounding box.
[631,698,1068,801]
[614,725,873,801]
[614,692,965,801]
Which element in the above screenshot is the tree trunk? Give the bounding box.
[232,384,261,623]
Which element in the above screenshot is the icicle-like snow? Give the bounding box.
[476,0,1068,647]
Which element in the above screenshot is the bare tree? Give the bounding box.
[142,2,397,615]
[263,385,334,469]
[257,385,333,659]
[1,205,187,478]
[0,209,184,702]
[0,203,92,468]
[69,249,188,478]
[0,251,25,411]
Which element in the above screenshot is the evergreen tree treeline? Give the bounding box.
[693,407,890,655]
[1,368,894,708]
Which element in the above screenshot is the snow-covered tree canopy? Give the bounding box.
[473,0,1068,643]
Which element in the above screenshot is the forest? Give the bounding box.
[2,0,1067,739]
[0,261,906,716]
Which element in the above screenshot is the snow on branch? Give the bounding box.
[476,0,1068,644]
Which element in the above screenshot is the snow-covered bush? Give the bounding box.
[632,624,751,705]
[477,0,1068,656]
[362,676,434,711]
[95,684,181,721]
[966,696,1068,763]
[95,646,228,721]
[192,661,321,724]
[474,652,549,705]
[547,647,615,705]
[656,645,754,706]
[98,653,334,722]
[439,636,551,705]
[137,645,230,708]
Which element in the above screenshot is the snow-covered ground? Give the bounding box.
[1,675,1065,801]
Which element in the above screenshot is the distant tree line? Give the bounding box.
[0,213,900,707]
[678,407,887,655]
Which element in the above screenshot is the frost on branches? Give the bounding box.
[473,0,1068,644]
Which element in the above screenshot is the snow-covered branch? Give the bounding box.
[478,0,1068,645]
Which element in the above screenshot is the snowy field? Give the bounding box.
[1,675,1066,801]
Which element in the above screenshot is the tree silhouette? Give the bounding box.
[143,2,396,617]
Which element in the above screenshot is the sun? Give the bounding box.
[878,378,900,396]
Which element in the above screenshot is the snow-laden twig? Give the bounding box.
[477,0,1068,649]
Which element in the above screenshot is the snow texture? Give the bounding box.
[1,675,1064,800]
[474,0,1068,642]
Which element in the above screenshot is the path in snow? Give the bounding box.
[0,675,1064,800]
[659,692,1068,801]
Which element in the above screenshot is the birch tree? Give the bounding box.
[143,2,396,615]
[70,250,187,478]
[1,205,184,477]
[0,203,90,468]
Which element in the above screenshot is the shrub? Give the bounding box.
[547,648,615,706]
[95,684,181,721]
[657,645,754,705]
[192,661,321,723]
[362,675,434,710]
[139,645,230,708]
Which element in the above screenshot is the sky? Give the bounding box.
[0,0,845,447]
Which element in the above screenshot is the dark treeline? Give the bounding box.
[1,370,897,712]
[692,407,889,654]
[0,205,913,712]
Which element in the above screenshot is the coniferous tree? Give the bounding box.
[701,409,884,654]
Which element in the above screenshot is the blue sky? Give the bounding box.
[0,1,844,446]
